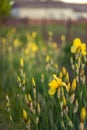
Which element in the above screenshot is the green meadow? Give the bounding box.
[0,23,87,130]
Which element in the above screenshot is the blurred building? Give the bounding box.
[11,0,87,20]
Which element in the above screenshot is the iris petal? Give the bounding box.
[48,88,56,95]
[48,80,58,88]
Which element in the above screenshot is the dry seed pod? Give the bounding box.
[79,122,84,130]
[73,100,78,113]
[70,93,75,104]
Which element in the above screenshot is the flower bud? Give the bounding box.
[32,77,36,87]
[23,109,28,123]
[73,100,78,113]
[80,107,86,122]
[62,67,67,76]
[37,103,40,114]
[20,58,24,67]
[65,72,69,83]
[59,72,63,78]
[28,94,32,102]
[62,96,67,108]
[70,93,75,104]
[71,79,77,93]
[67,82,70,92]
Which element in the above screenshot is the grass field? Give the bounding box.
[0,23,87,130]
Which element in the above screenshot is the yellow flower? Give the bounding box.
[48,75,67,95]
[61,34,66,42]
[67,82,70,92]
[23,79,26,85]
[1,38,6,44]
[81,43,86,56]
[28,42,38,52]
[71,38,86,55]
[65,72,69,82]
[71,38,81,53]
[71,79,77,92]
[80,107,86,122]
[54,63,58,69]
[62,66,67,76]
[32,31,37,39]
[20,58,24,67]
[28,94,32,102]
[52,42,57,49]
[25,48,29,55]
[13,39,21,48]
[46,55,50,62]
[59,72,63,78]
[23,109,28,122]
[32,77,36,87]
[17,76,21,82]
[48,31,53,37]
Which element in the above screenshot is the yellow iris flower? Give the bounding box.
[48,75,67,95]
[71,38,86,56]
[81,43,86,55]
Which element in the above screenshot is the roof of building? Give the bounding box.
[13,0,87,12]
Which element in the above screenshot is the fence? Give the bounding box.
[0,17,87,42]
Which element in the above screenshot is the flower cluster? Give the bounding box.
[71,38,86,56]
[48,38,87,129]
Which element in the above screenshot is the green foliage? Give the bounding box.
[0,0,14,16]
[0,25,87,130]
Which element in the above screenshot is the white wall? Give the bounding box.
[11,7,86,20]
[76,12,87,20]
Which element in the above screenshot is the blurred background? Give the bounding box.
[0,0,87,42]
